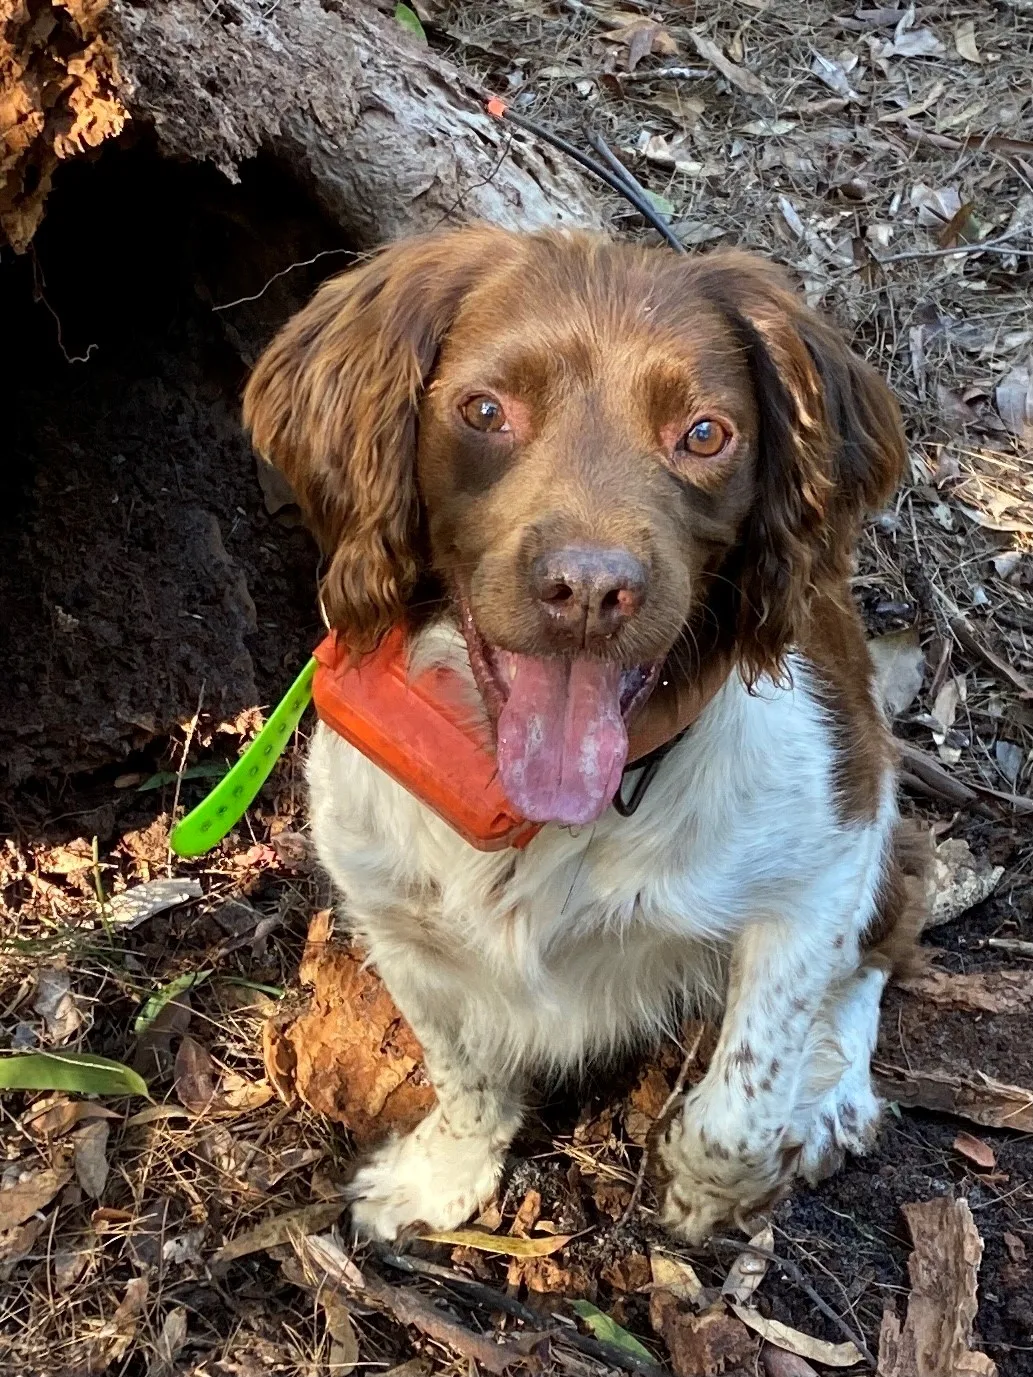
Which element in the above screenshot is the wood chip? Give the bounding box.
[953,1132,996,1170]
[877,1198,995,1377]
[108,877,202,928]
[897,960,1033,1014]
[875,1062,1033,1133]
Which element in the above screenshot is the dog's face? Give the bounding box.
[244,228,905,825]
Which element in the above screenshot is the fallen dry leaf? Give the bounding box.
[623,1063,672,1145]
[877,1198,995,1377]
[149,1306,188,1377]
[875,1063,1033,1133]
[655,1301,758,1377]
[762,1350,819,1377]
[953,1132,996,1170]
[0,1166,72,1230]
[869,630,926,717]
[263,918,434,1146]
[108,877,202,928]
[420,1227,572,1257]
[649,1252,704,1304]
[174,1035,219,1115]
[92,1276,149,1368]
[0,1216,45,1271]
[510,1189,541,1239]
[689,30,772,99]
[506,1253,594,1296]
[601,1253,652,1292]
[324,1298,360,1374]
[1003,1232,1026,1264]
[602,18,678,71]
[33,967,82,1044]
[210,1202,345,1267]
[926,838,1004,927]
[995,366,1032,440]
[730,1306,862,1367]
[955,19,982,63]
[722,1226,773,1305]
[73,1119,110,1199]
[22,1096,119,1141]
[896,961,1033,1015]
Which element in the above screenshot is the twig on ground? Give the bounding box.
[374,1247,672,1377]
[621,1022,706,1225]
[709,1236,877,1369]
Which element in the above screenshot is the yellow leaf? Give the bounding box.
[729,1306,863,1367]
[418,1227,572,1257]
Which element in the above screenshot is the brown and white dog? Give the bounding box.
[244,226,913,1244]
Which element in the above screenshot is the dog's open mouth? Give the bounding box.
[459,597,662,826]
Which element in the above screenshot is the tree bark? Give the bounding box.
[1,0,603,252]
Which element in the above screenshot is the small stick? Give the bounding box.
[168,679,205,875]
[709,1237,876,1368]
[373,1247,672,1377]
[621,1022,706,1225]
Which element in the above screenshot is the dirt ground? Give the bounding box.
[2,1,1032,1374]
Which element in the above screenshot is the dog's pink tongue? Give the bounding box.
[495,656,628,825]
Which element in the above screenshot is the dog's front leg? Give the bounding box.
[347,1017,523,1242]
[656,916,846,1244]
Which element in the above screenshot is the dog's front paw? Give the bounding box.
[653,1106,790,1246]
[797,1072,882,1185]
[347,1107,505,1241]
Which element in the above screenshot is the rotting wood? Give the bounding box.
[1,0,604,254]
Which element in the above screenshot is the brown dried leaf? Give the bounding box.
[174,1035,219,1115]
[658,1302,759,1377]
[510,1189,541,1239]
[600,1253,651,1292]
[211,1202,345,1267]
[0,1166,72,1230]
[953,1132,996,1170]
[761,1350,819,1377]
[624,1063,672,1145]
[506,1254,594,1296]
[689,30,772,99]
[263,926,434,1147]
[1003,1233,1026,1263]
[94,1276,149,1368]
[22,1096,119,1141]
[150,1306,188,1377]
[0,1216,46,1269]
[874,1063,1033,1133]
[877,1198,995,1377]
[73,1119,110,1199]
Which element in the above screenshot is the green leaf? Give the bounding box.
[137,762,228,792]
[220,978,285,998]
[570,1301,654,1363]
[393,3,427,43]
[643,190,675,217]
[0,1052,148,1098]
[134,970,212,1035]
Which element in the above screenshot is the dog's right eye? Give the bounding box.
[460,394,509,433]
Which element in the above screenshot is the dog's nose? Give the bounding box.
[531,546,647,640]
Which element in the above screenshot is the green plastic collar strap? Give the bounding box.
[170,657,317,858]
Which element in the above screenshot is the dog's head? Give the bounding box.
[244,227,905,826]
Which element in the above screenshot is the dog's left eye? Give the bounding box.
[677,419,731,458]
[460,394,510,433]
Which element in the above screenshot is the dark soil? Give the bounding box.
[1,141,1031,1376]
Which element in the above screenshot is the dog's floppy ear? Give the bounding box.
[243,226,515,647]
[692,251,906,683]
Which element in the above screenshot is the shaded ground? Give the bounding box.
[2,2,1032,1374]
